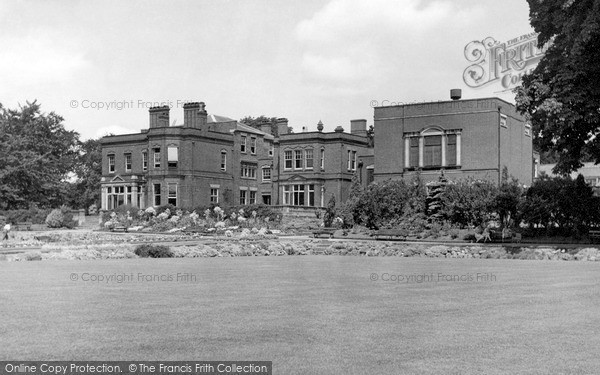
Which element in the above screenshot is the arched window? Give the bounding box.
[404,127,461,169]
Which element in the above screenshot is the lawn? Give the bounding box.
[1,256,599,374]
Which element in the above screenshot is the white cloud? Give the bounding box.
[295,0,483,94]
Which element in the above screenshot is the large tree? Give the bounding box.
[0,101,80,209]
[515,0,600,174]
[66,138,103,212]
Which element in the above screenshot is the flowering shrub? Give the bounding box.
[214,207,225,221]
[45,209,64,228]
[45,207,76,229]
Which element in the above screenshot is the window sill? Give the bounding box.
[405,165,461,171]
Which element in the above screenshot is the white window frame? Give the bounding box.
[220,151,227,171]
[262,166,271,181]
[294,149,303,170]
[320,148,325,169]
[284,150,293,170]
[250,137,256,154]
[347,150,352,171]
[283,185,291,205]
[142,151,148,171]
[404,129,461,169]
[108,154,115,173]
[210,188,219,203]
[167,183,177,206]
[125,153,132,172]
[241,162,257,179]
[153,148,161,168]
[240,135,247,153]
[305,149,313,169]
[167,146,178,168]
[153,183,161,206]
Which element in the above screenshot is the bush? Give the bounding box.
[45,209,65,228]
[439,178,498,228]
[134,244,173,258]
[351,176,427,229]
[323,195,337,227]
[0,207,52,224]
[45,207,76,229]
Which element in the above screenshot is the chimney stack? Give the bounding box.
[350,119,367,136]
[259,120,273,135]
[183,102,207,129]
[149,106,170,128]
[276,118,289,136]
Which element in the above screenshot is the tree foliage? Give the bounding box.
[439,179,498,228]
[520,174,600,237]
[350,177,426,229]
[515,0,600,174]
[0,101,80,209]
[68,138,103,211]
[240,115,286,136]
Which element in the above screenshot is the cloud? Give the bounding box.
[295,0,482,94]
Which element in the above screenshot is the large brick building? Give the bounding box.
[274,119,369,207]
[373,96,533,185]
[100,94,534,211]
[99,103,370,210]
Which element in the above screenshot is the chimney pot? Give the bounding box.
[450,89,462,100]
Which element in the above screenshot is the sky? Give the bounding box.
[0,0,536,140]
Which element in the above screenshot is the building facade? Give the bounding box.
[100,95,535,211]
[373,97,534,185]
[274,119,370,208]
[100,103,369,210]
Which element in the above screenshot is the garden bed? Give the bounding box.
[3,238,600,262]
